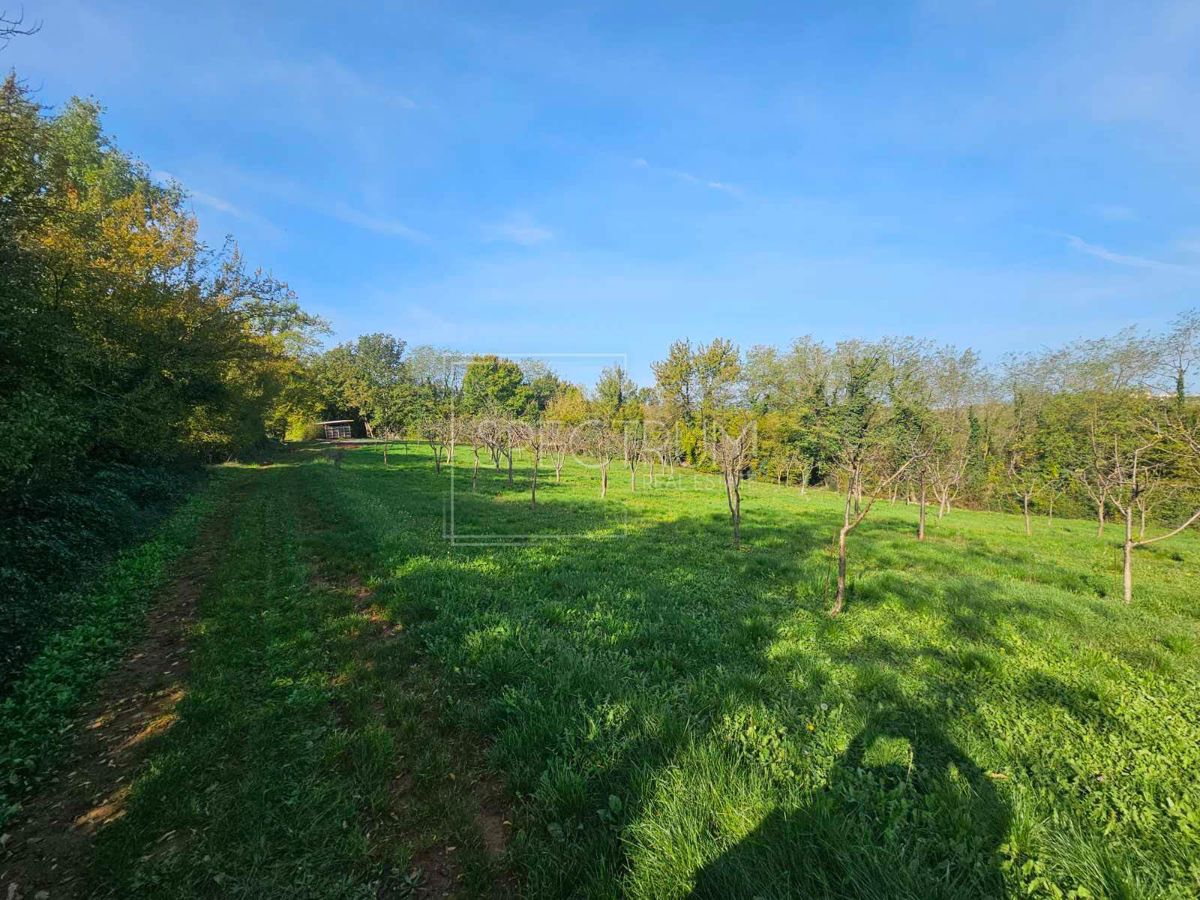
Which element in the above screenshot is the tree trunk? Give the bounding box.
[530,455,538,508]
[507,449,514,486]
[724,474,741,548]
[1022,491,1031,536]
[630,465,636,492]
[832,492,853,616]
[917,478,927,541]
[732,486,741,547]
[1123,504,1134,604]
[1138,505,1146,539]
[1096,492,1106,537]
[833,525,849,616]
[1048,497,1055,524]
[601,464,608,499]
[472,448,479,491]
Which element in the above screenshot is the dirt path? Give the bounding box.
[0,511,226,899]
[2,460,518,899]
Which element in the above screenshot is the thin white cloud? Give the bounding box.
[705,180,743,198]
[154,170,283,240]
[484,214,554,246]
[1091,204,1137,221]
[632,158,743,198]
[331,203,427,241]
[1176,237,1200,257]
[188,188,242,217]
[259,55,417,111]
[1064,234,1187,271]
[185,165,428,243]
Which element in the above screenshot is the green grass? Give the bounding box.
[54,444,1200,897]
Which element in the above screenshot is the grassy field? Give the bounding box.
[7,443,1200,898]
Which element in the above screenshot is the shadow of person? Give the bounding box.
[689,701,1010,899]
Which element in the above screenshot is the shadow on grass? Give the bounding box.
[295,445,1166,897]
[689,700,1010,899]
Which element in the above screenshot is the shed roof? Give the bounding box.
[317,419,354,425]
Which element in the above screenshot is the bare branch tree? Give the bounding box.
[1103,435,1162,604]
[708,416,755,548]
[624,421,646,492]
[513,421,548,508]
[544,421,573,483]
[466,416,483,491]
[831,435,922,615]
[585,422,618,499]
[421,418,448,474]
[0,8,40,49]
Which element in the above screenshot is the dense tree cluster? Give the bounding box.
[1,75,325,494]
[0,77,323,683]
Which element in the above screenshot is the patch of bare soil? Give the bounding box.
[469,777,510,862]
[0,533,221,899]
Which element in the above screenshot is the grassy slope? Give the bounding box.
[87,445,1200,898]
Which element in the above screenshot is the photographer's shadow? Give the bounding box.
[689,702,1010,899]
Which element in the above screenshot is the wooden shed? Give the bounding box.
[318,419,354,440]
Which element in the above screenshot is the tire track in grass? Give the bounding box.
[296,456,515,898]
[0,472,246,899]
[82,463,390,897]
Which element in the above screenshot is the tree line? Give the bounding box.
[306,322,1200,610]
[1,75,324,683]
[1,75,325,498]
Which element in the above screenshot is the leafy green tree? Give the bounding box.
[593,364,639,424]
[0,74,325,680]
[312,333,407,436]
[460,355,530,417]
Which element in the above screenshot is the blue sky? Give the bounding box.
[7,0,1200,384]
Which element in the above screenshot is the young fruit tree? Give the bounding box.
[463,416,483,491]
[514,420,548,508]
[884,339,938,541]
[545,421,573,483]
[624,421,646,492]
[1101,435,1162,603]
[476,414,504,471]
[422,418,448,474]
[826,345,924,615]
[1111,415,1200,603]
[707,414,756,548]
[586,422,619,499]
